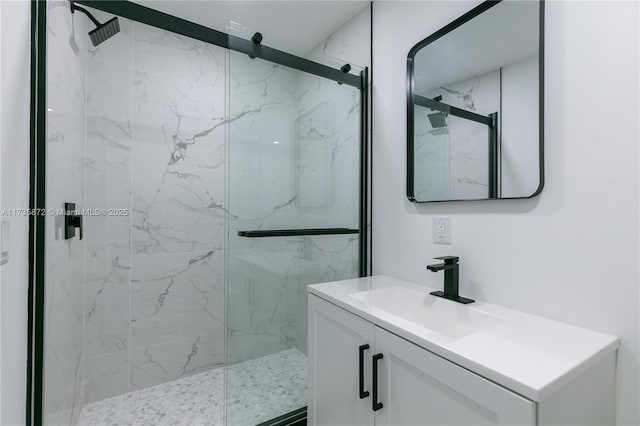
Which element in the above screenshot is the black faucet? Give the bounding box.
[426,256,474,304]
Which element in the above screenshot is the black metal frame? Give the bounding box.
[406,0,545,203]
[75,1,361,88]
[488,112,499,198]
[28,1,47,425]
[255,407,307,426]
[238,228,359,238]
[359,68,370,277]
[27,1,371,425]
[414,95,493,126]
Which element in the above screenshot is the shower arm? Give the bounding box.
[70,1,102,28]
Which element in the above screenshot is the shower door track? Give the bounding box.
[27,1,370,425]
[74,1,362,89]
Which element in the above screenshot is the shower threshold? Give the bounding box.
[77,348,307,426]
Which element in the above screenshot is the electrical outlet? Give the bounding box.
[433,217,451,244]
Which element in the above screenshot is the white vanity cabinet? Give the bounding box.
[308,276,618,426]
[374,327,534,426]
[309,294,534,426]
[308,295,374,426]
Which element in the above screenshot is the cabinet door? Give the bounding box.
[373,327,535,426]
[308,295,375,426]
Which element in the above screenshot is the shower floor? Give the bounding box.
[77,348,308,426]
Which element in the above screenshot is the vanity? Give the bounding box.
[307,276,619,426]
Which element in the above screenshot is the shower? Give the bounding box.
[32,1,368,425]
[69,1,120,46]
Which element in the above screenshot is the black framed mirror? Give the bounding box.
[407,0,544,202]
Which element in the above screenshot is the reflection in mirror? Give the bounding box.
[407,0,543,202]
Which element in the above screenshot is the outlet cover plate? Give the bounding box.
[433,217,451,245]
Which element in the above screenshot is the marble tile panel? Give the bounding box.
[133,25,226,169]
[86,16,133,164]
[131,162,226,255]
[84,351,129,404]
[227,247,298,364]
[45,0,87,422]
[129,334,225,391]
[130,250,225,349]
[44,260,85,425]
[84,160,131,358]
[84,254,130,358]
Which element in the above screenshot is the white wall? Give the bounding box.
[0,1,3,421]
[372,1,639,425]
[0,0,31,424]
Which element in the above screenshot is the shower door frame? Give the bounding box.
[27,1,371,425]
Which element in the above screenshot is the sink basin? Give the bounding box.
[350,286,504,339]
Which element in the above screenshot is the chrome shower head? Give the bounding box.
[70,1,120,47]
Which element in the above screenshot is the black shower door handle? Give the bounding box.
[359,344,370,399]
[372,353,383,411]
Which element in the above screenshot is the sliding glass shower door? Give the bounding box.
[37,3,367,424]
[226,48,363,425]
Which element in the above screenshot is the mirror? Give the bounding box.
[407,0,544,202]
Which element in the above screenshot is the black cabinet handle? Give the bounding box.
[359,344,370,399]
[372,353,383,411]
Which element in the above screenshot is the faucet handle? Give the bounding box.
[434,256,459,264]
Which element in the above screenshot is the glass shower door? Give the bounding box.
[226,48,363,425]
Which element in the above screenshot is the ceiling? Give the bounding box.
[131,1,369,55]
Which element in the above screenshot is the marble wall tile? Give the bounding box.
[44,261,85,425]
[227,52,299,236]
[226,35,362,366]
[83,351,129,404]
[131,163,226,255]
[131,250,225,350]
[83,9,133,398]
[305,5,371,70]
[227,246,299,364]
[83,233,130,358]
[82,20,229,402]
[293,235,359,354]
[45,0,87,423]
[132,24,226,169]
[86,16,133,164]
[130,334,225,390]
[295,73,360,229]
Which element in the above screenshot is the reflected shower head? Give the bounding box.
[428,112,447,129]
[70,1,120,47]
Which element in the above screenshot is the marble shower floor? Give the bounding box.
[77,348,308,426]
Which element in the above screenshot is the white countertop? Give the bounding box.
[308,275,619,402]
